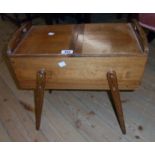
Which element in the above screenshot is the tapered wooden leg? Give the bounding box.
[34,69,46,130]
[107,71,126,134]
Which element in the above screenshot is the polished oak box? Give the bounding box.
[6,21,148,134]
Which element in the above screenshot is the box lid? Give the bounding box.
[9,22,148,57]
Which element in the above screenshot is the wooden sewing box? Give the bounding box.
[6,20,148,134]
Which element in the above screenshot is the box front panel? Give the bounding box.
[10,56,147,90]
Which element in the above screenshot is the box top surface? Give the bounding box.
[12,23,146,56]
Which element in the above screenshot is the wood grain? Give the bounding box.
[14,24,74,55]
[6,21,148,134]
[9,56,147,90]
[132,19,149,53]
[7,22,148,90]
[107,71,126,134]
[1,49,155,141]
[7,22,31,55]
[8,23,147,56]
[35,69,46,130]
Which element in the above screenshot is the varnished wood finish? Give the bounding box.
[6,21,148,133]
[7,22,31,55]
[14,24,75,55]
[1,56,155,141]
[107,71,126,134]
[132,19,149,53]
[35,69,46,130]
[82,23,143,56]
[9,23,147,56]
[7,21,148,91]
[10,56,147,90]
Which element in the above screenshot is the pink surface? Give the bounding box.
[139,13,155,31]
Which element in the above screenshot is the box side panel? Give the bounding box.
[10,56,147,90]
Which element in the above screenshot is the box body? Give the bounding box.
[9,56,147,90]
